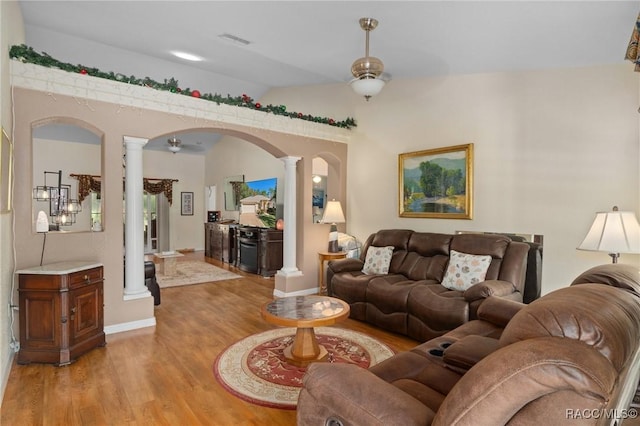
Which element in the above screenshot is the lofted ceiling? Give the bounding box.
[19,1,640,154]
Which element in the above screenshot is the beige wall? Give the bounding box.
[260,64,640,295]
[0,0,24,404]
[143,150,206,251]
[11,86,348,333]
[206,136,285,223]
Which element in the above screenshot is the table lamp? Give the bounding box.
[321,200,345,253]
[577,206,640,263]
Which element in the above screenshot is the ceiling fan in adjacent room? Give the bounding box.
[166,136,205,154]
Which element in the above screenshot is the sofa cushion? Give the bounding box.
[441,250,492,291]
[363,246,394,275]
[407,284,470,333]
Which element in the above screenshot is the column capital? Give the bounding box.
[123,136,149,149]
[279,156,302,166]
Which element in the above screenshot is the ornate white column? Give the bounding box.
[123,136,151,299]
[278,156,302,276]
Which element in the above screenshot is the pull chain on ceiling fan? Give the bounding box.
[350,17,385,101]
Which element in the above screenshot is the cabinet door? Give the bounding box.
[69,283,103,347]
[19,290,62,352]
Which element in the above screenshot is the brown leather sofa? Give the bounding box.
[297,265,640,426]
[327,230,530,341]
[298,264,640,425]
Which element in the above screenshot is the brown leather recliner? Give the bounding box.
[298,264,640,425]
[327,230,530,341]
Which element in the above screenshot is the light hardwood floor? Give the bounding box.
[1,252,418,425]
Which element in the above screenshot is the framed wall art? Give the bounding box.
[181,191,194,216]
[399,143,473,219]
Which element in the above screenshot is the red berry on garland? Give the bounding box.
[80,69,87,75]
[329,118,335,124]
[297,112,303,118]
[191,90,201,98]
[255,103,261,109]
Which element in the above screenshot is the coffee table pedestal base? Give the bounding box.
[283,327,328,366]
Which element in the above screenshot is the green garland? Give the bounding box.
[9,44,356,129]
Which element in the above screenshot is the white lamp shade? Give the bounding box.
[578,210,640,254]
[350,78,385,97]
[168,145,181,153]
[321,200,345,224]
[36,210,49,233]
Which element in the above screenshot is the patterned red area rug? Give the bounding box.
[213,327,395,409]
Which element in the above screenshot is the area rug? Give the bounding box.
[213,327,395,409]
[156,260,241,288]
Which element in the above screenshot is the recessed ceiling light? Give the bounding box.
[171,51,203,62]
[218,33,251,46]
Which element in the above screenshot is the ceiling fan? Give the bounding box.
[166,136,205,154]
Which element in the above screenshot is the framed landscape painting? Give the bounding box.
[399,143,473,219]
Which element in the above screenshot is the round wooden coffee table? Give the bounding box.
[261,295,350,366]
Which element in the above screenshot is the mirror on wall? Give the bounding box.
[32,123,102,232]
[312,157,328,223]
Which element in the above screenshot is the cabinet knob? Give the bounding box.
[83,275,89,282]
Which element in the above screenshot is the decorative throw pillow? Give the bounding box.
[441,250,492,291]
[362,246,394,275]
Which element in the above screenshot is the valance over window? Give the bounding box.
[71,174,177,204]
[625,13,640,71]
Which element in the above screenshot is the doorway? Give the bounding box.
[143,192,158,253]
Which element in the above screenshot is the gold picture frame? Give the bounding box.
[399,143,473,219]
[1,127,13,213]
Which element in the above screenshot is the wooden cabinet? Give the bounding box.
[204,223,237,263]
[259,228,283,277]
[16,261,105,365]
[236,226,283,277]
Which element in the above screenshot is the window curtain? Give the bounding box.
[72,175,175,205]
[143,178,174,205]
[625,13,640,71]
[74,175,101,203]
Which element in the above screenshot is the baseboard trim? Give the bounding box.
[0,349,15,410]
[104,317,156,335]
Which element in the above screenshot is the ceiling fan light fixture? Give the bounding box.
[350,78,385,100]
[350,17,385,101]
[167,136,182,153]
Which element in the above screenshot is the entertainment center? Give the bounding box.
[204,223,283,277]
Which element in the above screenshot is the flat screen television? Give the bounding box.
[238,177,278,228]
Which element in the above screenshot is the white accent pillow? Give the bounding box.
[441,250,492,291]
[362,246,394,275]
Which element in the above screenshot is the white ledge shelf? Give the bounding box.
[10,61,351,144]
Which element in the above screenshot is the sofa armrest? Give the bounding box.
[298,363,434,426]
[443,335,500,373]
[328,258,365,274]
[476,296,525,327]
[463,280,516,302]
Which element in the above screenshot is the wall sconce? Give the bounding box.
[577,206,640,263]
[321,199,345,252]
